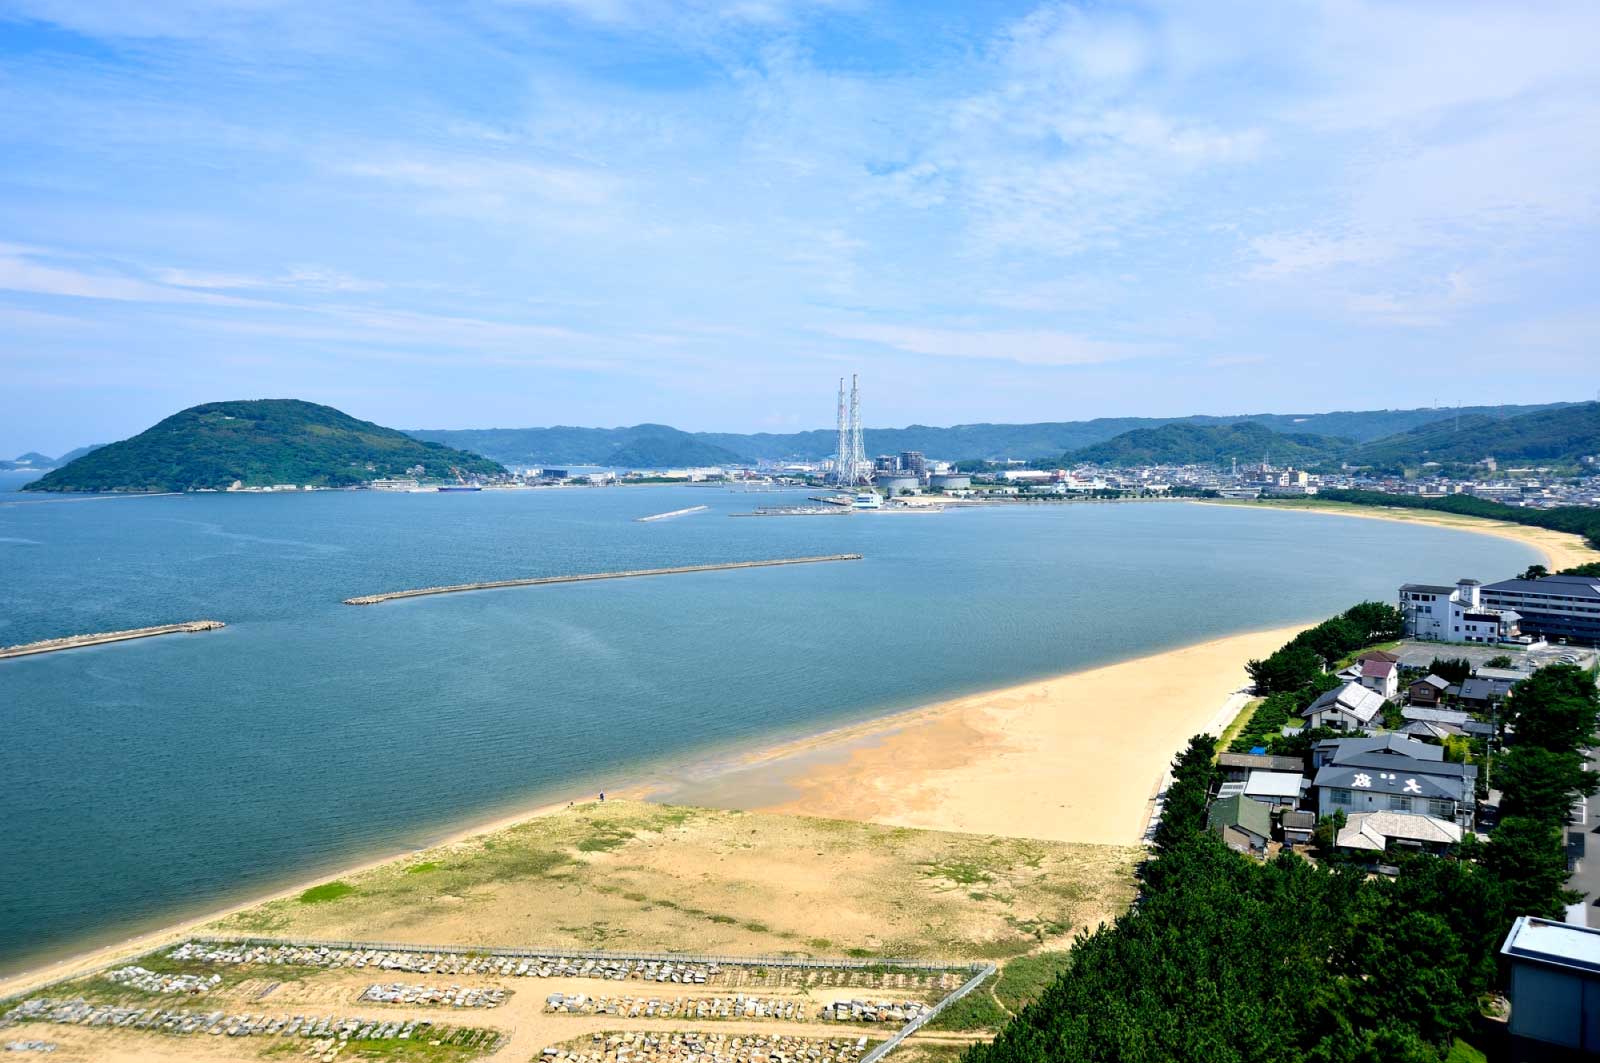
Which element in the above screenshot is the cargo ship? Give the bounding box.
[437,485,483,492]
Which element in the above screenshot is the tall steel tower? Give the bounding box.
[848,374,867,487]
[833,377,851,488]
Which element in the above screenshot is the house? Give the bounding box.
[1358,658,1399,700]
[1312,733,1444,769]
[1279,809,1317,848]
[1458,675,1516,712]
[1398,719,1457,742]
[1207,794,1272,853]
[1356,648,1401,667]
[1217,751,1304,783]
[1302,682,1388,732]
[1400,706,1471,728]
[1482,572,1600,645]
[1311,738,1478,829]
[1501,916,1600,1054]
[1398,578,1521,644]
[1407,674,1451,707]
[1335,811,1463,854]
[1243,770,1306,810]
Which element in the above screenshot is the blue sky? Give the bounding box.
[1,0,1597,455]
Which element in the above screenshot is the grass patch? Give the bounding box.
[994,951,1073,1012]
[1444,1039,1487,1063]
[576,827,635,853]
[406,862,441,875]
[707,914,739,925]
[298,881,357,904]
[925,976,1007,1031]
[742,921,770,933]
[921,860,993,887]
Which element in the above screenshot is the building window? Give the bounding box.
[1330,789,1352,806]
[1390,796,1413,812]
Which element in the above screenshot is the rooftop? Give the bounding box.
[1337,811,1462,851]
[1318,734,1445,763]
[1207,794,1272,839]
[1244,770,1307,799]
[1217,752,1304,772]
[1303,682,1388,724]
[1312,765,1463,800]
[1502,916,1600,975]
[1484,574,1600,600]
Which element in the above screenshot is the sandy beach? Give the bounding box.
[648,625,1306,846]
[1202,499,1600,573]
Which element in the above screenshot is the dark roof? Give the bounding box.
[1312,765,1462,800]
[1463,720,1496,736]
[1362,659,1397,678]
[1318,734,1445,763]
[1357,649,1401,664]
[1333,752,1476,779]
[1483,574,1600,599]
[1411,674,1451,690]
[1280,810,1317,830]
[1401,583,1457,594]
[1459,676,1515,701]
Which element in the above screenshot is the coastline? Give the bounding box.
[1198,499,1600,572]
[646,623,1310,845]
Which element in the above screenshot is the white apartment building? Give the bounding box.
[1398,578,1521,644]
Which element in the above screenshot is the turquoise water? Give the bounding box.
[0,475,1538,975]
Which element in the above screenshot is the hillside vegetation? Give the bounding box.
[1065,421,1346,467]
[409,402,1569,465]
[25,400,504,492]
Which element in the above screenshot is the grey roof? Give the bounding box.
[1337,811,1462,850]
[1399,720,1459,740]
[1401,583,1456,594]
[1402,707,1471,725]
[1302,682,1387,724]
[1312,764,1460,800]
[1411,674,1451,691]
[1484,574,1600,599]
[1218,752,1304,772]
[1463,720,1496,736]
[1459,676,1515,701]
[1280,810,1317,830]
[1319,734,1445,763]
[1333,751,1476,779]
[1472,667,1524,683]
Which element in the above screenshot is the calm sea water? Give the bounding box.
[0,473,1538,975]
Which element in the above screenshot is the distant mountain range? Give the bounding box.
[24,401,504,492]
[411,401,1575,466]
[1065,422,1348,467]
[0,445,104,472]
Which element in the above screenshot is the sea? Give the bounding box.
[0,472,1539,977]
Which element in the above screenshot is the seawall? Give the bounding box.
[0,621,226,660]
[343,554,864,605]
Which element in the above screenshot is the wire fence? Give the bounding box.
[859,962,998,1063]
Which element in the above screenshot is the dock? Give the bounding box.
[342,554,864,605]
[636,505,709,522]
[0,620,226,660]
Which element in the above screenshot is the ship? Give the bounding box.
[436,485,483,492]
[851,492,882,509]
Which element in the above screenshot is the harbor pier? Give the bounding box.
[0,620,226,660]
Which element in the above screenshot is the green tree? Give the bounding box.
[1342,601,1405,643]
[1427,657,1473,686]
[1505,664,1600,752]
[1521,564,1549,580]
[1495,745,1598,824]
[1248,645,1325,695]
[1483,816,1578,918]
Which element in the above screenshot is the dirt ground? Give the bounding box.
[207,800,1138,962]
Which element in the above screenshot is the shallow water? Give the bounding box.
[0,475,1537,974]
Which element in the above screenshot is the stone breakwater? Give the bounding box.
[342,555,865,605]
[0,621,225,660]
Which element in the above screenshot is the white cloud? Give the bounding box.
[821,322,1148,367]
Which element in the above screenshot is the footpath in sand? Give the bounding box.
[651,625,1306,847]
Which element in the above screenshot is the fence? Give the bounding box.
[859,962,998,1063]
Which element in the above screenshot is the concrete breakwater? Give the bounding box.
[343,555,864,606]
[636,505,710,522]
[0,621,225,660]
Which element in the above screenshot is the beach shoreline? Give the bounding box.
[1197,498,1600,572]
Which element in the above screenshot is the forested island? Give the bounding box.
[23,400,504,493]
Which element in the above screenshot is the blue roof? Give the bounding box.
[1249,746,1267,755]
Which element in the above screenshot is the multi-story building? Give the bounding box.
[1480,573,1600,645]
[898,451,928,479]
[1310,736,1477,830]
[1398,578,1521,644]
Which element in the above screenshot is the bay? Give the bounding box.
[0,474,1538,975]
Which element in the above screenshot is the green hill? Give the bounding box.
[1347,402,1600,469]
[24,400,505,492]
[412,402,1568,464]
[1065,421,1347,467]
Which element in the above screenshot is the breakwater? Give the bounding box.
[343,554,864,605]
[636,505,709,522]
[0,621,225,660]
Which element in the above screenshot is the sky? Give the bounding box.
[1,0,1597,456]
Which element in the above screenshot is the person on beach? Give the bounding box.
[599,791,606,802]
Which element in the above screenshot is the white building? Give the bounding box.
[1302,682,1388,732]
[1502,917,1600,1054]
[1398,578,1521,644]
